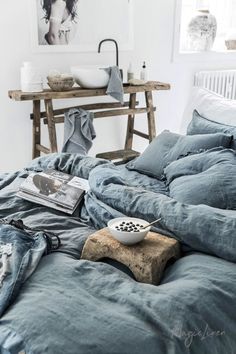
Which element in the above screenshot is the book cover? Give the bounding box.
[19,169,89,214]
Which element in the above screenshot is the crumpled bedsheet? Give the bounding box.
[0,152,235,354]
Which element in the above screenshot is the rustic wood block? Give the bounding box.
[81,228,180,285]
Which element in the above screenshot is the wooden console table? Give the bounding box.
[8,81,170,162]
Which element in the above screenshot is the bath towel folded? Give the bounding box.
[62,108,96,155]
[104,66,124,104]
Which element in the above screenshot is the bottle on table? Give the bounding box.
[140,61,148,82]
[127,62,134,82]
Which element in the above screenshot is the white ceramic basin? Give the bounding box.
[71,65,110,89]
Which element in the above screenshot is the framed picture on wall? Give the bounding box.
[29,0,134,52]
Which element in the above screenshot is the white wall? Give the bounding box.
[1,0,236,172]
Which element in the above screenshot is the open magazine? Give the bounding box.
[18,169,89,214]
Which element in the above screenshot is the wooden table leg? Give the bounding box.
[125,93,137,150]
[44,99,58,153]
[32,100,41,159]
[145,91,156,142]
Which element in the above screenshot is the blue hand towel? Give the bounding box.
[62,108,96,155]
[104,66,124,104]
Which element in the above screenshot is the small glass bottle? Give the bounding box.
[140,61,148,81]
[127,62,134,82]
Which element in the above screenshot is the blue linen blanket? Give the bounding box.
[0,152,235,354]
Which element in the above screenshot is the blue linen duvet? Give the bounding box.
[0,152,235,354]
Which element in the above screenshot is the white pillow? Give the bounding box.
[180,87,236,134]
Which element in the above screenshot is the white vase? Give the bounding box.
[187,10,217,51]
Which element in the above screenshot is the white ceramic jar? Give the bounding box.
[20,62,43,92]
[187,10,217,51]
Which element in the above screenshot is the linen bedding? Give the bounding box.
[0,152,235,354]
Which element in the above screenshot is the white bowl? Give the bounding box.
[71,65,110,89]
[108,217,151,245]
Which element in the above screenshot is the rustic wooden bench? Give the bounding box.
[81,228,180,285]
[8,81,170,163]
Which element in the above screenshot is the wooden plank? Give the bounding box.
[96,149,140,161]
[44,116,64,124]
[43,107,156,125]
[94,107,153,119]
[32,100,41,158]
[132,129,149,140]
[145,91,156,142]
[125,93,137,150]
[36,144,50,154]
[30,101,139,120]
[8,81,171,101]
[44,99,58,153]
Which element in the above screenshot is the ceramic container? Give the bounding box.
[20,62,43,92]
[71,65,110,89]
[225,30,236,50]
[108,217,151,245]
[187,10,217,51]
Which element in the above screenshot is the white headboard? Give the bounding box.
[180,87,236,134]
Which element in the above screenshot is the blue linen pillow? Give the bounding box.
[126,130,232,179]
[187,110,236,149]
[164,147,236,209]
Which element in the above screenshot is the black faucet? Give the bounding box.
[98,39,119,68]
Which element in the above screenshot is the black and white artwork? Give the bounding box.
[37,0,79,45]
[30,0,133,52]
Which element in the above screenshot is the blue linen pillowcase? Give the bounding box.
[126,130,232,179]
[187,110,236,149]
[163,147,236,210]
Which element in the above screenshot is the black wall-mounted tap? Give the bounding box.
[98,39,119,68]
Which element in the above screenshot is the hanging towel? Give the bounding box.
[62,108,96,155]
[104,66,124,104]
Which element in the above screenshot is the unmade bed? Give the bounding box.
[0,149,235,354]
[0,88,236,354]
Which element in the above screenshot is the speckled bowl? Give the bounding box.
[47,76,74,91]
